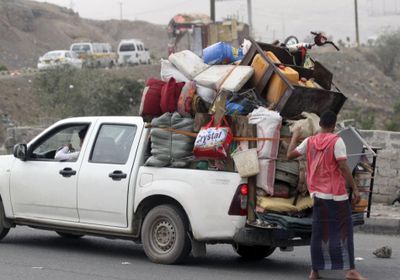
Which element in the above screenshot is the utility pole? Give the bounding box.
[247,0,253,35]
[354,0,360,47]
[119,2,123,21]
[210,0,216,21]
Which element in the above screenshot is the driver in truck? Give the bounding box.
[55,126,88,161]
[286,111,367,280]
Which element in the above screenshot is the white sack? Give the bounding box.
[160,59,189,83]
[248,107,282,159]
[196,85,216,104]
[288,112,320,137]
[256,159,277,196]
[248,107,282,195]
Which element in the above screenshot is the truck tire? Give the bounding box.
[0,200,10,241]
[233,244,275,260]
[56,231,84,239]
[141,204,191,264]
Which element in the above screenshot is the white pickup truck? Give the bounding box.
[0,116,355,264]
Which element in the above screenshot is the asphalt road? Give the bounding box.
[0,227,397,280]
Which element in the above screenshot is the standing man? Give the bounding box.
[287,111,367,280]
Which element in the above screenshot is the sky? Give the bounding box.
[34,0,400,43]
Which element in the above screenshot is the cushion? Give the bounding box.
[139,77,165,117]
[160,77,185,113]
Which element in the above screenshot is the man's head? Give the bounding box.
[78,127,88,146]
[319,110,337,130]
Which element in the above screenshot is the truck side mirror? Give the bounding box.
[13,144,28,161]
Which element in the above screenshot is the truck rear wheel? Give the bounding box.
[233,244,275,260]
[0,200,10,241]
[141,204,191,264]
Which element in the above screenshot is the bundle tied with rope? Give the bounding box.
[144,112,195,168]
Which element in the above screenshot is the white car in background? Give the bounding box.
[117,39,151,65]
[37,50,83,70]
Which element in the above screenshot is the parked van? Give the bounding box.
[70,42,116,68]
[117,39,151,66]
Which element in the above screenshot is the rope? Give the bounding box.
[145,125,292,142]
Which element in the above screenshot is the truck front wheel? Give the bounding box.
[141,204,191,264]
[233,243,276,260]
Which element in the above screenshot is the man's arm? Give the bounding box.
[55,146,79,161]
[287,127,302,160]
[338,160,361,204]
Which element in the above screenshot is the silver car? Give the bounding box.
[37,50,83,70]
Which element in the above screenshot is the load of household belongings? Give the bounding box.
[140,37,367,230]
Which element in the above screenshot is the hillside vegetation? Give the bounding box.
[0,0,168,69]
[0,0,399,134]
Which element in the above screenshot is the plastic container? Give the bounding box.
[203,42,243,65]
[232,148,260,178]
[251,52,281,87]
[265,65,299,104]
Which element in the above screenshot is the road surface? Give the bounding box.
[0,227,397,280]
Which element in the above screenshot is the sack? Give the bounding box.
[193,116,233,160]
[177,81,196,117]
[160,59,189,83]
[139,77,165,117]
[160,77,185,113]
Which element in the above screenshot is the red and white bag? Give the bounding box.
[193,116,233,160]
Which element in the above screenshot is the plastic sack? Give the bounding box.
[177,81,196,117]
[203,42,243,65]
[160,59,189,83]
[145,112,194,168]
[288,112,320,137]
[193,116,233,160]
[169,50,208,80]
[196,85,216,105]
[248,107,282,195]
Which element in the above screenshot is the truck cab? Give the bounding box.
[0,116,248,264]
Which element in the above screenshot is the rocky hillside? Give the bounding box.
[0,0,169,69]
[313,48,400,127]
[0,0,399,132]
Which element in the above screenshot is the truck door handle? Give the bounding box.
[109,170,127,181]
[59,167,77,177]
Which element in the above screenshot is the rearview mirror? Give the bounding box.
[13,144,27,161]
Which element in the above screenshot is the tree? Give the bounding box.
[374,29,400,79]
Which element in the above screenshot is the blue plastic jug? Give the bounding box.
[203,42,243,65]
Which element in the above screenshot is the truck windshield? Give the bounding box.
[72,44,91,53]
[119,44,136,52]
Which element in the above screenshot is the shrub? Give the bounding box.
[374,29,400,79]
[0,64,8,71]
[33,67,144,118]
